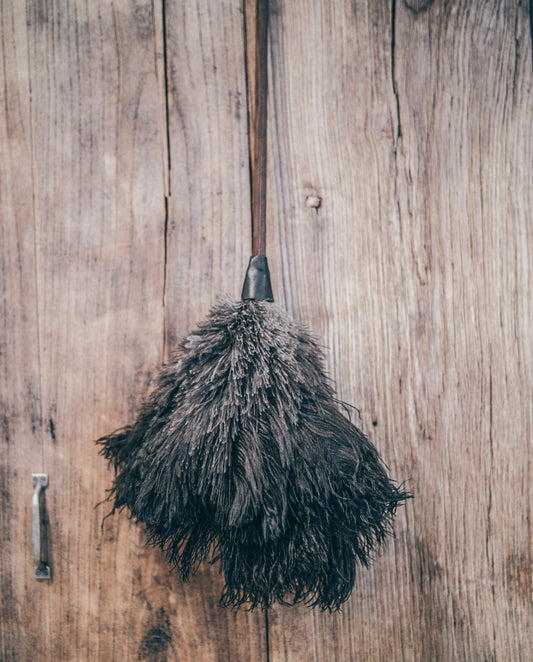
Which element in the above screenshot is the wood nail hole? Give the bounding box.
[305,195,322,209]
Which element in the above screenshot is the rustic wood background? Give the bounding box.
[1,0,532,660]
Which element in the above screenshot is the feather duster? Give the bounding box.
[100,291,409,609]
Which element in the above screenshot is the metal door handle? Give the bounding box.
[31,474,51,579]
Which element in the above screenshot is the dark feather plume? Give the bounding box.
[99,297,409,610]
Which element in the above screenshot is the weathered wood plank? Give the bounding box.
[1,0,267,658]
[158,0,267,660]
[0,1,49,658]
[1,0,168,659]
[266,0,533,660]
[392,1,533,659]
[266,1,412,659]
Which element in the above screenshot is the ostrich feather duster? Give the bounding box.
[100,296,409,609]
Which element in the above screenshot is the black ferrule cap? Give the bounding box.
[241,255,274,301]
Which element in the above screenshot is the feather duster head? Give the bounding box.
[100,296,409,610]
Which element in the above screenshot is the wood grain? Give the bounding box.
[161,0,266,658]
[1,0,532,660]
[0,1,47,657]
[266,0,533,660]
[0,0,170,659]
[0,0,264,660]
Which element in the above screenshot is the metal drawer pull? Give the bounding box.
[31,474,51,579]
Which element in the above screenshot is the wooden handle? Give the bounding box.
[246,0,269,256]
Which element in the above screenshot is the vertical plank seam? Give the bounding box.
[163,195,169,354]
[529,0,533,69]
[390,3,409,661]
[265,609,270,662]
[243,0,254,252]
[390,0,402,144]
[161,0,172,358]
[485,361,493,572]
[25,4,53,656]
[0,6,16,660]
[25,0,45,473]
[161,0,172,188]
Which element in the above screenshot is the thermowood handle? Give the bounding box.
[31,474,51,579]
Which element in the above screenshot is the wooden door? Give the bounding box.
[1,1,532,660]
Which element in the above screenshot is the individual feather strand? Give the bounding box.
[99,297,409,609]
